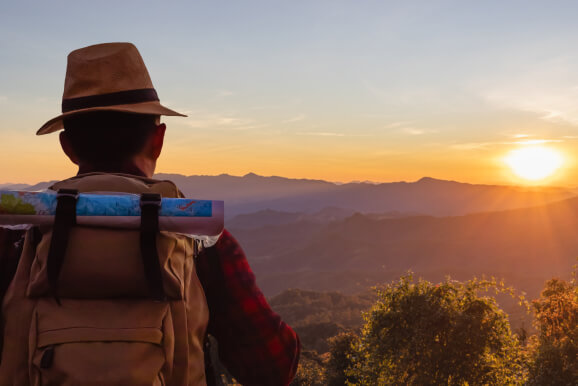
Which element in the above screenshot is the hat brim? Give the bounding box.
[36,101,187,135]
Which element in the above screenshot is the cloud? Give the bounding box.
[228,124,268,131]
[450,142,495,151]
[297,131,346,137]
[480,56,578,125]
[185,112,263,131]
[281,114,306,124]
[450,138,566,151]
[384,121,412,129]
[399,126,438,136]
[513,139,564,145]
[216,90,234,97]
[403,128,425,135]
[380,120,436,136]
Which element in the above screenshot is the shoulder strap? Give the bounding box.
[46,189,79,304]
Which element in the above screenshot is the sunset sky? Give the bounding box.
[2,1,578,186]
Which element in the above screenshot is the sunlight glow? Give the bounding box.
[504,146,564,181]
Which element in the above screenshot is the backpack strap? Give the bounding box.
[46,189,79,304]
[139,193,165,300]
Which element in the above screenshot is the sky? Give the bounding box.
[2,1,578,186]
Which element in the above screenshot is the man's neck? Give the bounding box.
[77,164,148,178]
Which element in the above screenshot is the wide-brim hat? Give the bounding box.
[37,42,186,135]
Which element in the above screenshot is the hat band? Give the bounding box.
[61,88,159,113]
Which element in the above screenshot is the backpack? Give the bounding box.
[0,173,209,386]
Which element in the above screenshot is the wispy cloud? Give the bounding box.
[401,127,439,136]
[450,138,567,151]
[513,139,564,145]
[403,128,426,135]
[384,121,412,129]
[297,131,346,137]
[228,124,268,131]
[450,142,495,151]
[185,112,264,131]
[202,90,235,103]
[216,90,234,97]
[480,56,578,125]
[380,121,436,136]
[281,114,306,124]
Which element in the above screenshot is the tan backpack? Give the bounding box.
[0,173,209,386]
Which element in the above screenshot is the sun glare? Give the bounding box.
[504,146,564,181]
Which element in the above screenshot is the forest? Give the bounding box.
[281,271,577,385]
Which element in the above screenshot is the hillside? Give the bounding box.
[269,288,375,353]
[231,196,578,299]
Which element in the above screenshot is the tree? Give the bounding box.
[290,351,326,386]
[347,275,525,385]
[325,331,359,386]
[527,277,578,385]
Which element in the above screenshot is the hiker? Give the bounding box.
[0,43,300,385]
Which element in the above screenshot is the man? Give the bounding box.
[0,43,300,385]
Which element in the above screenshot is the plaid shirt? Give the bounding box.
[196,229,300,385]
[0,228,300,386]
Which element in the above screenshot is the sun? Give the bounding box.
[504,146,564,181]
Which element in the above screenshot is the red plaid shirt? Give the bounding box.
[0,228,300,385]
[196,229,300,385]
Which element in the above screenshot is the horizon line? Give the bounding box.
[0,172,573,190]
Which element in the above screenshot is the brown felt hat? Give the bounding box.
[37,42,186,135]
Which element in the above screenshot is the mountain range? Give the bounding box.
[3,173,573,218]
[157,173,575,218]
[229,196,578,301]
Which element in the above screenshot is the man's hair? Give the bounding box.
[62,111,158,168]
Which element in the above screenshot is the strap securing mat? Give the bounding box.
[140,193,165,300]
[46,189,78,304]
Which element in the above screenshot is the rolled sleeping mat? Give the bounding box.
[0,190,224,245]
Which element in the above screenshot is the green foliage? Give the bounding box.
[269,288,375,328]
[0,194,35,215]
[290,351,326,386]
[527,276,578,385]
[269,288,374,352]
[347,274,526,385]
[325,331,359,386]
[294,322,344,354]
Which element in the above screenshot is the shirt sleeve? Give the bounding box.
[195,229,300,386]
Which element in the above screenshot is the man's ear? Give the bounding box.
[59,131,80,165]
[150,123,166,160]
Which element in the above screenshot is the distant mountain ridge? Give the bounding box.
[2,173,575,218]
[230,195,578,298]
[157,173,575,218]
